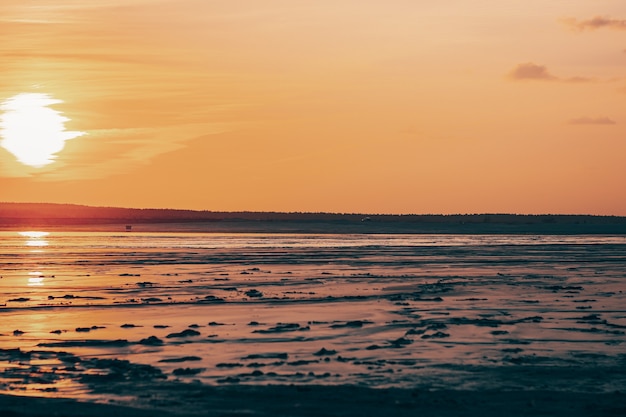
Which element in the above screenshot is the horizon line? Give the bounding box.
[1,201,624,219]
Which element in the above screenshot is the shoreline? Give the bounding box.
[3,220,626,235]
[2,231,625,415]
[2,385,625,417]
[2,202,626,235]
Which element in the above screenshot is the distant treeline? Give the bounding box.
[1,202,625,227]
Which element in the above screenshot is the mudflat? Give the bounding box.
[1,385,625,417]
[1,231,625,415]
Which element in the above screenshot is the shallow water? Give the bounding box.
[1,231,626,397]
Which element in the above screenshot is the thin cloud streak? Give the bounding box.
[568,117,616,126]
[563,16,626,32]
[508,63,593,83]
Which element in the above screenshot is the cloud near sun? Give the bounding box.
[0,91,230,179]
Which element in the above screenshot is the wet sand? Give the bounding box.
[1,231,625,415]
[2,385,626,416]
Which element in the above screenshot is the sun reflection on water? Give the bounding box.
[28,277,45,286]
[18,231,50,247]
[27,271,45,286]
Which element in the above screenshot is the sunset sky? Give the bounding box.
[1,1,625,215]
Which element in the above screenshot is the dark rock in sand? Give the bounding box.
[313,348,338,356]
[138,336,164,346]
[199,295,225,303]
[244,289,263,298]
[75,326,104,332]
[253,323,310,334]
[50,329,63,334]
[288,360,320,366]
[389,337,414,347]
[243,353,288,360]
[217,376,241,383]
[217,363,245,368]
[512,316,544,324]
[159,356,202,363]
[13,330,25,336]
[166,329,201,338]
[121,324,141,328]
[426,323,448,330]
[502,339,532,345]
[206,336,225,343]
[0,347,31,360]
[80,358,166,382]
[8,298,30,302]
[330,320,372,329]
[421,332,450,339]
[38,339,129,348]
[141,297,162,303]
[246,362,269,368]
[172,367,204,376]
[449,317,502,327]
[543,285,584,292]
[154,325,170,329]
[49,294,107,301]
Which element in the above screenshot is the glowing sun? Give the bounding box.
[0,93,85,167]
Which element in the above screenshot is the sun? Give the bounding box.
[0,93,85,168]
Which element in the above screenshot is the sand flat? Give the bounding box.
[1,231,625,414]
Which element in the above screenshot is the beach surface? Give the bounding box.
[2,386,625,416]
[1,230,625,415]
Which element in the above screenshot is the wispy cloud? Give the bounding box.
[508,63,593,83]
[568,117,616,126]
[562,16,626,32]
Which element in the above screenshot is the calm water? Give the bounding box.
[1,230,626,396]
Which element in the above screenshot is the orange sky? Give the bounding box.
[1,1,625,215]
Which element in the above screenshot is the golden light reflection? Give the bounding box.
[28,271,45,286]
[26,240,49,247]
[18,231,49,238]
[19,231,50,247]
[28,277,45,286]
[0,93,85,167]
